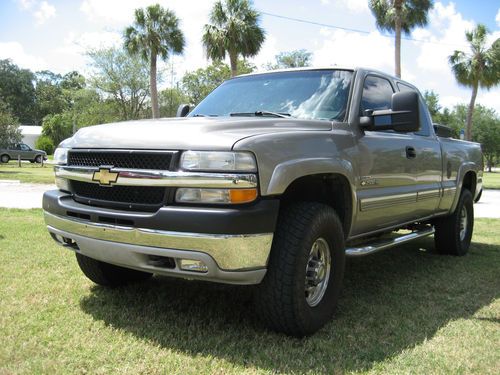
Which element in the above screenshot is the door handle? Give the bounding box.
[406,146,416,159]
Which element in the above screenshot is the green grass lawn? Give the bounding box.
[1,209,499,374]
[483,172,500,190]
[0,162,54,184]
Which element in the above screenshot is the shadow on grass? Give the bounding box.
[80,238,500,373]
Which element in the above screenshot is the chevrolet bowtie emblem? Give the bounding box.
[92,168,119,186]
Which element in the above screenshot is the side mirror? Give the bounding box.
[176,104,190,117]
[360,91,420,132]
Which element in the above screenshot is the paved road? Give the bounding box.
[0,181,499,218]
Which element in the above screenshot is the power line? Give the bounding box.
[260,11,468,48]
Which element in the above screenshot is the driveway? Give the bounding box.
[0,181,55,209]
[0,181,499,218]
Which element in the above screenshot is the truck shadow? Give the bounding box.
[79,237,499,373]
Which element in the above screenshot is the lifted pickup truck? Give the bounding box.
[43,67,482,337]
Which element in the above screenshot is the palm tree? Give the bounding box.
[203,0,265,77]
[369,0,433,78]
[124,4,185,119]
[449,24,500,141]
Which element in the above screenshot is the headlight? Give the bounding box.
[180,151,257,172]
[53,147,69,165]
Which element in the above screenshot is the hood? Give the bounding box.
[61,117,332,150]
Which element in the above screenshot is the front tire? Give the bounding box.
[434,189,474,256]
[75,253,153,287]
[255,202,345,337]
[35,155,42,163]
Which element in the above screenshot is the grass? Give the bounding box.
[483,172,500,190]
[1,209,499,374]
[0,161,54,184]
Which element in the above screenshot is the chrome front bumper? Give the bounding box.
[45,211,273,285]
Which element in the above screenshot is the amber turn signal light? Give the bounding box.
[229,188,258,204]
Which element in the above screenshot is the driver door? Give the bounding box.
[353,75,420,235]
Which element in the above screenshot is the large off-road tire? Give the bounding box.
[255,202,345,337]
[1,154,10,163]
[434,189,474,256]
[75,252,153,287]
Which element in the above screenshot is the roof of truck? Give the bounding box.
[234,66,415,88]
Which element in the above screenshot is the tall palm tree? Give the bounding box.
[369,0,433,78]
[124,4,185,119]
[449,24,500,141]
[203,0,265,77]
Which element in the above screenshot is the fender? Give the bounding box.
[449,161,478,213]
[266,157,356,196]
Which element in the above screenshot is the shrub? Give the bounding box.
[35,135,55,155]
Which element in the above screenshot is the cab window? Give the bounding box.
[20,144,30,151]
[360,75,394,115]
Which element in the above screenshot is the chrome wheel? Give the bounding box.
[305,237,331,307]
[459,205,468,241]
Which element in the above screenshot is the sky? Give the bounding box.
[0,0,499,112]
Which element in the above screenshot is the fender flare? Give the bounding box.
[450,161,478,213]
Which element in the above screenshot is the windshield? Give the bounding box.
[189,69,353,121]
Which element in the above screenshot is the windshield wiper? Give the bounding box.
[230,111,291,118]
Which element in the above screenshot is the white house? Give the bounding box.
[19,125,42,148]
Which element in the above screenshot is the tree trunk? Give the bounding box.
[229,51,238,77]
[150,51,160,119]
[394,0,402,78]
[465,82,478,141]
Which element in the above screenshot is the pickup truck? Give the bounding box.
[43,67,483,337]
[1,143,47,163]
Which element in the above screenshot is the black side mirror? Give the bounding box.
[360,91,420,133]
[176,104,190,117]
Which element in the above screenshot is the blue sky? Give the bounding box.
[1,0,499,112]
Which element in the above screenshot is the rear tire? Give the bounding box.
[255,202,345,337]
[75,252,153,287]
[434,189,474,256]
[1,154,9,163]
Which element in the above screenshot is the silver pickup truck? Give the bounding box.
[43,67,482,337]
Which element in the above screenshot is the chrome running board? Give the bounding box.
[345,226,435,257]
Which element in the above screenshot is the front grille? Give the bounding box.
[68,150,175,170]
[71,180,168,212]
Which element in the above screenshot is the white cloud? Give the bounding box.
[17,0,36,10]
[16,0,56,25]
[338,0,369,13]
[416,2,473,74]
[79,0,216,78]
[313,29,393,71]
[319,0,368,12]
[250,34,279,70]
[34,1,56,25]
[407,2,500,113]
[0,41,47,71]
[63,31,123,53]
